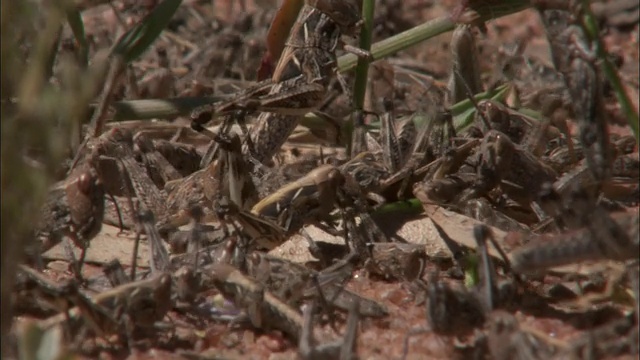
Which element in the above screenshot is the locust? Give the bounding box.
[405,21,569,226]
[15,265,94,315]
[533,1,613,185]
[159,130,259,232]
[511,209,639,273]
[39,272,172,343]
[244,160,388,257]
[470,99,562,156]
[138,210,171,274]
[103,259,131,288]
[214,195,288,253]
[15,265,119,339]
[414,129,558,229]
[190,0,368,166]
[413,92,635,231]
[403,223,517,358]
[133,132,183,189]
[32,167,105,279]
[33,126,183,277]
[208,163,348,253]
[560,314,638,358]
[364,242,427,281]
[552,151,639,201]
[486,310,564,360]
[64,127,166,232]
[251,164,346,236]
[72,125,258,236]
[186,2,394,254]
[202,262,306,341]
[298,299,361,360]
[345,19,494,204]
[203,258,380,346]
[448,24,483,104]
[345,58,475,204]
[402,271,487,359]
[245,252,387,318]
[98,128,168,226]
[34,167,105,250]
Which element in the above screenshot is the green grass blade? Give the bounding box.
[338,0,531,73]
[65,5,88,66]
[110,0,182,63]
[452,84,511,131]
[352,0,375,110]
[578,0,639,142]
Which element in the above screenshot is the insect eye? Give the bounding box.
[77,171,98,194]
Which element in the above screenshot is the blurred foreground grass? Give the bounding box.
[0,0,182,355]
[1,1,95,355]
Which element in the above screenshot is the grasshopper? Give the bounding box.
[132,132,183,189]
[98,128,168,225]
[203,260,380,345]
[214,195,287,252]
[414,129,558,228]
[534,1,613,185]
[560,314,638,358]
[15,265,90,315]
[298,299,361,360]
[551,151,639,202]
[364,243,427,281]
[202,262,306,341]
[245,252,387,318]
[471,99,563,156]
[204,164,344,255]
[35,168,105,254]
[251,164,346,235]
[34,211,173,340]
[448,24,483,104]
[515,179,637,269]
[206,264,370,348]
[92,273,173,330]
[245,161,388,256]
[344,21,485,204]
[402,270,487,359]
[138,210,171,274]
[67,127,166,232]
[511,209,639,273]
[39,272,172,343]
[74,126,255,236]
[486,310,563,360]
[191,0,368,166]
[15,265,120,341]
[103,259,131,288]
[33,167,105,279]
[159,131,259,232]
[402,223,518,358]
[346,86,462,203]
[194,127,259,211]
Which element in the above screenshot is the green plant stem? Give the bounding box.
[372,199,423,215]
[351,0,375,110]
[579,0,639,142]
[111,0,183,62]
[338,1,530,72]
[108,96,229,121]
[66,5,89,66]
[339,15,453,73]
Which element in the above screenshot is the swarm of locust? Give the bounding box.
[14,0,639,358]
[14,0,392,354]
